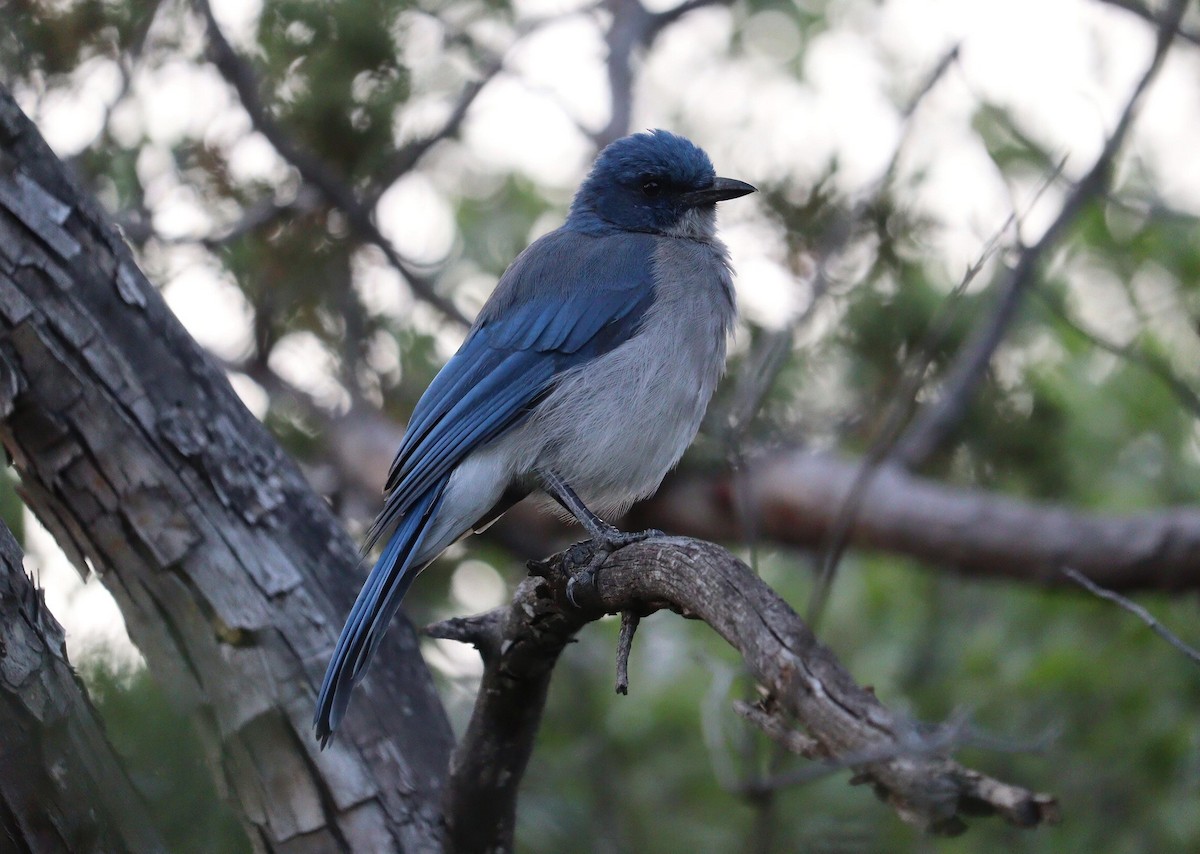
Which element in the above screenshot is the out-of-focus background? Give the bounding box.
[3,0,1200,850]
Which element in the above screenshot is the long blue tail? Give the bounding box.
[314,480,447,746]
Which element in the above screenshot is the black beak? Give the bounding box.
[682,177,757,207]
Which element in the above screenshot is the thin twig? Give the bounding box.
[1092,0,1200,47]
[615,610,639,694]
[1062,567,1200,667]
[803,156,1072,624]
[892,0,1191,468]
[364,56,505,206]
[1034,287,1200,417]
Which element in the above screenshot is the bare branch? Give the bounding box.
[593,0,654,147]
[440,537,1057,849]
[636,448,1200,594]
[590,0,735,147]
[892,0,1190,468]
[1091,0,1200,47]
[294,401,1200,595]
[365,58,505,206]
[1062,567,1200,667]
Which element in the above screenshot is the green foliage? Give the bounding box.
[79,656,251,854]
[0,0,148,78]
[258,0,413,178]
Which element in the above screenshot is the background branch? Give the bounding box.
[192,0,469,326]
[892,0,1189,468]
[314,404,1200,593]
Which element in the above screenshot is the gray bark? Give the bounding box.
[431,538,1059,848]
[0,521,166,853]
[0,86,452,851]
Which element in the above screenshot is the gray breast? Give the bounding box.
[525,236,736,515]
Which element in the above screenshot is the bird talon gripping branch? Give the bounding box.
[315,131,754,744]
[565,567,602,611]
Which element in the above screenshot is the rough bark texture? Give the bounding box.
[0,88,452,851]
[431,539,1059,850]
[0,521,166,853]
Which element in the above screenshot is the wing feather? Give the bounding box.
[363,229,657,551]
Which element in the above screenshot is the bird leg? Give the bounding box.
[536,468,663,550]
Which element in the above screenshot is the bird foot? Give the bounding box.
[589,525,664,553]
[564,528,663,609]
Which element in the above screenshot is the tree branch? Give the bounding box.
[638,449,1200,593]
[0,521,168,852]
[191,0,469,326]
[892,0,1190,468]
[1061,567,1200,667]
[1091,0,1200,47]
[433,538,1058,851]
[315,404,1200,594]
[364,57,505,207]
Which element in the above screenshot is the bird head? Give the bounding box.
[567,130,755,238]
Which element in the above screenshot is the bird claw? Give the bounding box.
[592,527,664,552]
[566,565,600,610]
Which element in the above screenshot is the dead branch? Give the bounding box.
[432,538,1058,852]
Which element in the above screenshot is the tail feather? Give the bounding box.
[314,480,448,747]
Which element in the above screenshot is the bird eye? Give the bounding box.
[641,178,662,197]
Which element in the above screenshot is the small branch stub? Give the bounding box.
[435,535,1058,851]
[615,610,640,695]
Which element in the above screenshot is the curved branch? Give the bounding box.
[433,538,1057,851]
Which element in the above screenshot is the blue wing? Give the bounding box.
[315,228,657,744]
[362,228,658,550]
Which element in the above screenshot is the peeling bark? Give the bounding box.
[0,521,166,853]
[0,87,451,851]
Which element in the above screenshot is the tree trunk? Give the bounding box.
[0,87,452,851]
[0,520,167,853]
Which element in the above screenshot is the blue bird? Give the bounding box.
[315,130,755,745]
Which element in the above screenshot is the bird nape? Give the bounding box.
[314,129,755,746]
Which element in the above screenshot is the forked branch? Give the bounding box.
[430,537,1059,852]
